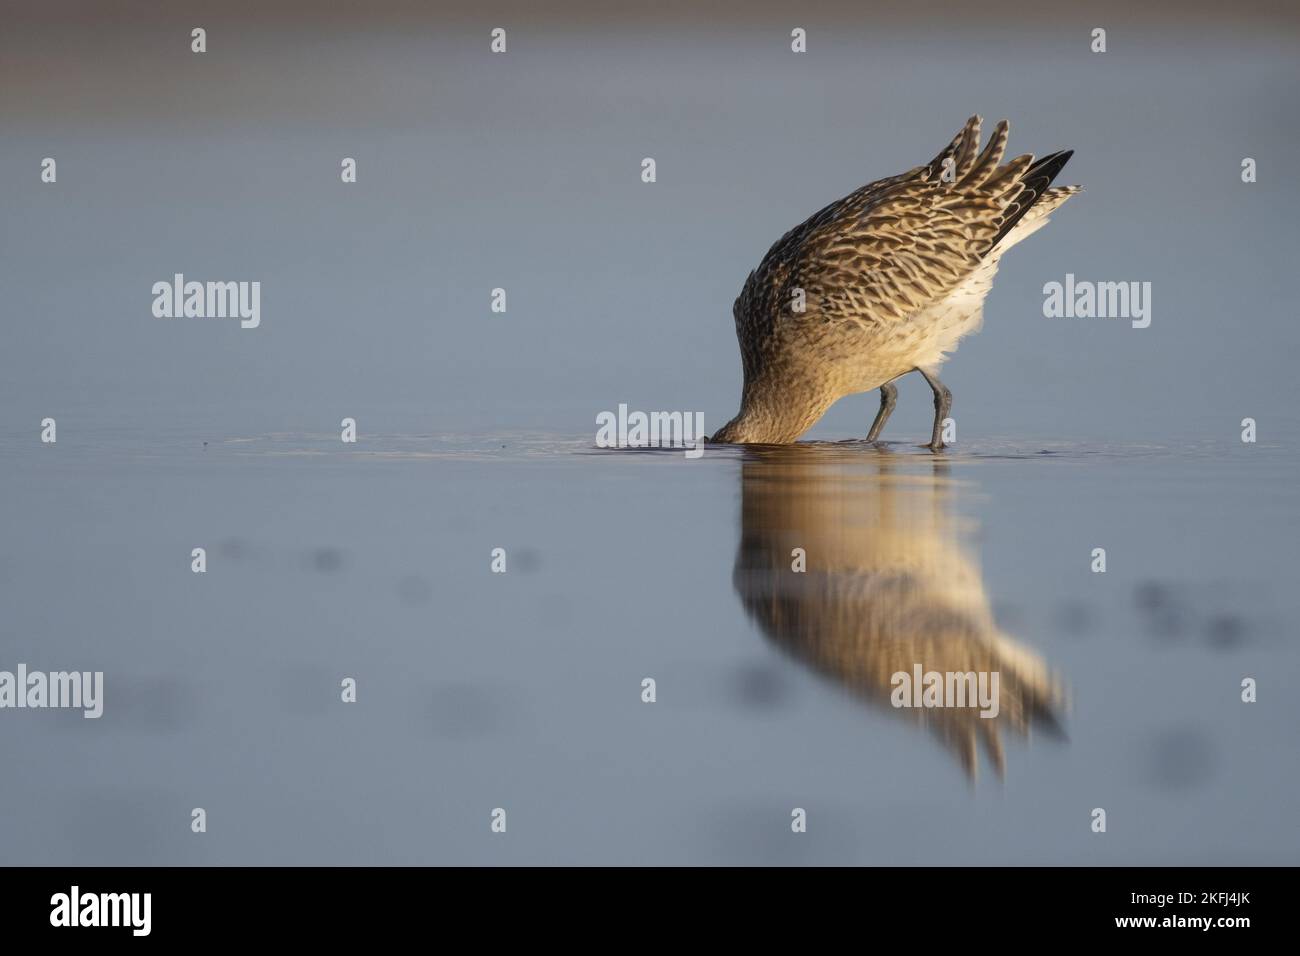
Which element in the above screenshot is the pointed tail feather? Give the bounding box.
[987,148,1074,251]
[926,115,981,181]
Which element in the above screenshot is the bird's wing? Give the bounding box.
[743,116,1050,335]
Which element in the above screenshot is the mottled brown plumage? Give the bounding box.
[712,115,1079,447]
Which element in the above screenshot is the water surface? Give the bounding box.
[1,431,1294,864]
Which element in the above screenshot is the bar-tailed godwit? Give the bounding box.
[710,115,1078,449]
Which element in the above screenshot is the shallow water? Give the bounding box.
[1,431,1295,864]
[3,4,1297,865]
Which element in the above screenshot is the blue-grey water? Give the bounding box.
[1,433,1296,864]
[1,7,1298,864]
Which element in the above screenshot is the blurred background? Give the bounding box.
[3,0,1298,442]
[1,1,1297,865]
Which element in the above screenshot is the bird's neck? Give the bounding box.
[712,378,833,444]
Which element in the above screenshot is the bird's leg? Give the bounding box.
[866,382,898,442]
[917,367,952,452]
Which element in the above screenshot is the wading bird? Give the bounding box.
[710,116,1078,449]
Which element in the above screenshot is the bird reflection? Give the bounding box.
[732,445,1066,779]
